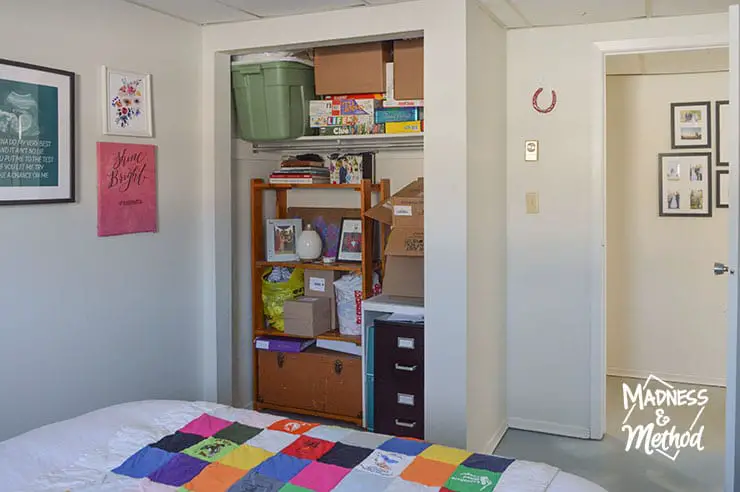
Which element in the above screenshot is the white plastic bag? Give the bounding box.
[334,272,381,336]
[231,51,314,67]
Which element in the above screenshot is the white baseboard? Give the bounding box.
[607,368,726,388]
[508,417,590,439]
[483,420,509,454]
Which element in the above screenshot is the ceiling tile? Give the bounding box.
[510,0,645,27]
[651,0,733,18]
[218,0,364,17]
[127,0,258,23]
[479,0,530,28]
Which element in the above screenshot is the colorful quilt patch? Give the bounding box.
[400,456,457,487]
[245,429,300,453]
[318,442,373,469]
[253,453,312,482]
[419,445,472,466]
[357,449,413,478]
[182,437,239,462]
[218,444,274,471]
[148,453,209,486]
[182,462,245,491]
[282,435,335,460]
[113,446,175,479]
[178,413,233,437]
[290,462,351,492]
[214,422,263,444]
[151,432,205,453]
[229,469,284,491]
[379,437,431,456]
[269,419,320,435]
[443,465,502,492]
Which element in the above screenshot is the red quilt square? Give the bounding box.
[268,419,319,435]
[282,435,336,460]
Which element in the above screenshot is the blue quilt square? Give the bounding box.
[461,453,515,473]
[253,453,311,482]
[378,437,431,457]
[148,453,209,486]
[112,446,174,478]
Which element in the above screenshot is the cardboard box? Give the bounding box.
[283,297,332,337]
[314,42,391,95]
[393,38,424,100]
[374,107,420,124]
[304,270,341,331]
[364,177,424,228]
[382,256,424,298]
[319,124,385,136]
[385,121,422,134]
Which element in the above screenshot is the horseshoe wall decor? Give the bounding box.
[532,88,557,114]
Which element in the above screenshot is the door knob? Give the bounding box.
[714,262,735,275]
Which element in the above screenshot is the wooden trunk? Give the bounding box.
[257,347,362,420]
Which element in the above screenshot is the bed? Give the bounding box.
[0,400,607,492]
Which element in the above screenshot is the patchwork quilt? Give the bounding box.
[112,413,560,492]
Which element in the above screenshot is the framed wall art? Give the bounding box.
[716,100,729,167]
[102,66,153,137]
[265,218,302,262]
[658,152,712,217]
[716,169,729,209]
[337,218,363,262]
[0,58,75,205]
[671,101,710,149]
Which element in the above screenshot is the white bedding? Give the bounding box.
[0,400,606,492]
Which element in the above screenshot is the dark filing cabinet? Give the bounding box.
[373,318,425,439]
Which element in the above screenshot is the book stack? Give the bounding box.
[269,157,330,184]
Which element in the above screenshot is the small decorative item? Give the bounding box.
[327,152,375,184]
[266,218,302,262]
[532,87,557,114]
[337,218,363,262]
[671,101,710,149]
[102,66,153,137]
[97,142,157,237]
[716,169,729,209]
[716,100,729,167]
[297,224,323,260]
[659,152,712,217]
[0,58,75,205]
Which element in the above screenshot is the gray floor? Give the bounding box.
[495,376,725,492]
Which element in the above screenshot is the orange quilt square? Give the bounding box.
[268,419,319,435]
[183,462,246,492]
[400,457,458,487]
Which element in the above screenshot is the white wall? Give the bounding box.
[466,0,508,452]
[0,0,202,440]
[507,13,729,437]
[606,71,728,386]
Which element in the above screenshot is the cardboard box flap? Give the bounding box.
[364,177,424,225]
[385,227,424,257]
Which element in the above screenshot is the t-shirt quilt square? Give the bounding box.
[419,445,472,466]
[460,454,514,473]
[214,422,263,444]
[379,437,431,457]
[182,462,246,492]
[318,442,373,469]
[252,453,312,482]
[443,465,501,492]
[113,446,175,479]
[279,484,313,492]
[245,429,300,453]
[338,431,393,450]
[386,478,443,492]
[281,435,335,460]
[399,456,457,487]
[148,453,210,487]
[151,432,206,453]
[357,449,413,478]
[218,444,274,471]
[331,469,394,492]
[183,437,239,462]
[290,461,351,492]
[178,414,234,437]
[268,419,319,435]
[228,469,285,492]
[303,425,356,443]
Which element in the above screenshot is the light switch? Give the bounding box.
[525,140,539,162]
[526,192,539,214]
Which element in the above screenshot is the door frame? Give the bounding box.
[589,33,729,440]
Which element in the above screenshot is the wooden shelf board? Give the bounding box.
[256,260,362,272]
[254,328,361,345]
[255,183,381,191]
[254,401,363,427]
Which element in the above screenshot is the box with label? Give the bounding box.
[385,121,422,134]
[314,42,391,95]
[310,99,377,117]
[304,270,341,331]
[364,177,424,228]
[319,124,384,136]
[283,296,332,337]
[374,107,419,124]
[310,114,374,128]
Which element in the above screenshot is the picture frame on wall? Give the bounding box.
[659,152,712,217]
[716,169,729,209]
[265,218,302,262]
[337,218,363,262]
[0,58,75,205]
[716,100,729,167]
[102,66,153,137]
[671,101,711,149]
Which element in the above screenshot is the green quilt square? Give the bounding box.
[182,437,239,462]
[444,465,502,492]
[280,484,312,491]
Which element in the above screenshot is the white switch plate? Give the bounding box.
[526,192,539,214]
[525,140,539,162]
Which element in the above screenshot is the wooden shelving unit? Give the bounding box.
[250,178,390,425]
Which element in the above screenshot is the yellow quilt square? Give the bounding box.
[217,444,274,471]
[419,445,472,466]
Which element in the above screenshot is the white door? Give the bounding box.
[726,6,740,492]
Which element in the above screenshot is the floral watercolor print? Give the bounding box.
[112,77,143,129]
[104,67,152,137]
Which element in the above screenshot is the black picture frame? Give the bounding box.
[337,217,363,263]
[0,58,75,205]
[670,101,711,150]
[716,100,729,167]
[716,169,729,209]
[658,152,712,218]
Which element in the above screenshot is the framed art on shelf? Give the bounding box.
[716,169,729,209]
[0,58,75,205]
[102,66,153,137]
[266,218,302,262]
[716,100,729,167]
[671,101,711,149]
[337,218,363,262]
[658,152,712,217]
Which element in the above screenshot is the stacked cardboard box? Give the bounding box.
[365,178,424,298]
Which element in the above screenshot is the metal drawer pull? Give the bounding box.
[395,363,418,372]
[395,419,416,428]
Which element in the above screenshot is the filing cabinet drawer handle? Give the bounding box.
[395,363,418,372]
[395,419,417,429]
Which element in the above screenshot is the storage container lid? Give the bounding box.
[232,51,314,67]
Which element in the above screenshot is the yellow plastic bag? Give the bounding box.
[261,267,304,331]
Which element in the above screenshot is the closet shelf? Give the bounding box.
[249,133,424,154]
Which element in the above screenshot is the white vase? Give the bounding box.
[297,225,322,260]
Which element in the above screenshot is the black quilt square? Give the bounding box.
[150,431,204,453]
[318,442,373,469]
[213,422,263,444]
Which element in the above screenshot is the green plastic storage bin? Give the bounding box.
[231,61,315,141]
